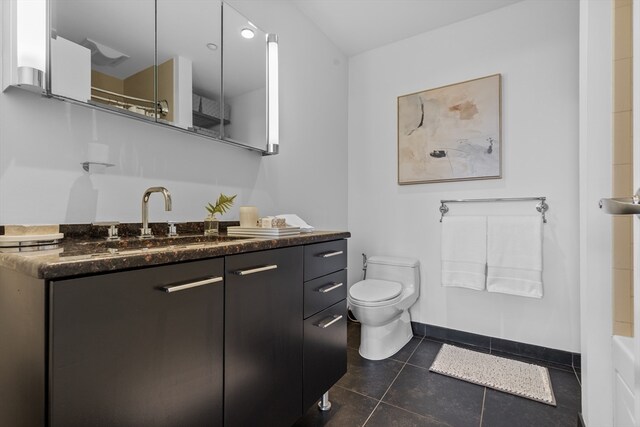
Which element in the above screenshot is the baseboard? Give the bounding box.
[411,321,580,369]
[577,412,585,427]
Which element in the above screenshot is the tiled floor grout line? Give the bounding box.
[479,387,487,427]
[361,336,425,427]
[381,401,441,423]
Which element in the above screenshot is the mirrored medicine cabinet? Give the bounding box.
[17,0,278,154]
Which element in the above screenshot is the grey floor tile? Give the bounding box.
[348,321,361,350]
[389,337,422,363]
[336,347,404,400]
[383,364,484,426]
[365,403,450,427]
[294,385,378,427]
[480,368,581,427]
[549,368,581,411]
[406,339,443,369]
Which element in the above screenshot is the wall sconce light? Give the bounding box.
[266,33,279,155]
[2,0,47,92]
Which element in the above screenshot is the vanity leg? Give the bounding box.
[317,391,332,411]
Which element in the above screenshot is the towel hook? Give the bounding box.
[536,200,549,223]
[439,203,449,222]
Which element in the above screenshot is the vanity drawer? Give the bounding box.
[304,269,347,319]
[303,300,347,412]
[304,240,347,281]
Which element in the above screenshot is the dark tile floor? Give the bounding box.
[294,321,581,427]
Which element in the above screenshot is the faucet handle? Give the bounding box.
[167,221,180,237]
[140,227,154,239]
[92,221,120,241]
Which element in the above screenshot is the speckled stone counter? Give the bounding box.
[0,228,350,280]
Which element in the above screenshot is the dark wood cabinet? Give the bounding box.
[303,300,347,411]
[302,240,348,413]
[224,246,304,427]
[0,237,348,427]
[50,259,224,427]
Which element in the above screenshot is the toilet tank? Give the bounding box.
[366,256,420,291]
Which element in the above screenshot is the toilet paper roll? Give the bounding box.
[239,206,258,228]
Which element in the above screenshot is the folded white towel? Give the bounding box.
[441,216,487,290]
[487,216,543,298]
[275,214,315,233]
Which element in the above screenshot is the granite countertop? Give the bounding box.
[0,224,350,280]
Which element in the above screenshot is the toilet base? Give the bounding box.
[358,310,413,361]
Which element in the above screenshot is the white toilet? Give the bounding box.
[348,256,420,361]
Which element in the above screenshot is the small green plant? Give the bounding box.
[206,193,237,218]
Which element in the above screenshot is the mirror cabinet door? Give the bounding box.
[50,0,157,120]
[156,0,222,134]
[221,3,268,149]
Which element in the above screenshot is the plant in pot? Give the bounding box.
[205,193,237,235]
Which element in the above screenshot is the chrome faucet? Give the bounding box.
[140,187,172,238]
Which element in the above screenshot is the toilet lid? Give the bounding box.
[349,279,403,303]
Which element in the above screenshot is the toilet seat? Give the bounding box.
[349,279,403,307]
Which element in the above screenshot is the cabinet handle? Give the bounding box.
[233,264,278,276]
[317,250,343,258]
[161,276,223,293]
[317,282,343,293]
[317,314,343,329]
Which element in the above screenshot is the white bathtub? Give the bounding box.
[613,335,635,427]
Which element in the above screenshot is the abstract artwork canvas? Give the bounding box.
[397,74,501,184]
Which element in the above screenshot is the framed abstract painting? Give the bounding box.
[397,74,502,185]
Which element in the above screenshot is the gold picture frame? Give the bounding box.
[397,74,502,185]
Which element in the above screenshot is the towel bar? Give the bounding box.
[439,197,549,223]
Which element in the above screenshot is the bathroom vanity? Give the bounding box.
[0,230,349,427]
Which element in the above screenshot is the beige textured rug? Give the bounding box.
[429,344,556,406]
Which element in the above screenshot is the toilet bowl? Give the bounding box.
[348,256,420,360]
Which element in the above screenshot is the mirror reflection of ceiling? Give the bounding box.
[52,0,266,100]
[222,3,266,100]
[52,0,155,79]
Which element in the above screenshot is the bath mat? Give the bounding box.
[429,344,556,406]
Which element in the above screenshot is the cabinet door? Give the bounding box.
[50,259,224,427]
[303,300,347,411]
[225,247,303,427]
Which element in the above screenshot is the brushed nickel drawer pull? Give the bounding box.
[318,250,343,258]
[317,314,343,329]
[317,282,344,293]
[233,264,278,276]
[162,276,223,293]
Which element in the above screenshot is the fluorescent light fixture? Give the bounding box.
[240,28,255,39]
[266,33,279,155]
[16,0,46,89]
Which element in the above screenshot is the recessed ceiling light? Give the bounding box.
[240,28,255,39]
[206,42,218,51]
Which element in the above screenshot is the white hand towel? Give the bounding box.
[441,216,487,290]
[275,214,315,232]
[487,216,543,298]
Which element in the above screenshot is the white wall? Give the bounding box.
[0,1,348,229]
[348,0,580,352]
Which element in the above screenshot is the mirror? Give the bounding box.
[157,0,223,135]
[221,3,267,150]
[50,0,158,121]
[47,0,277,154]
